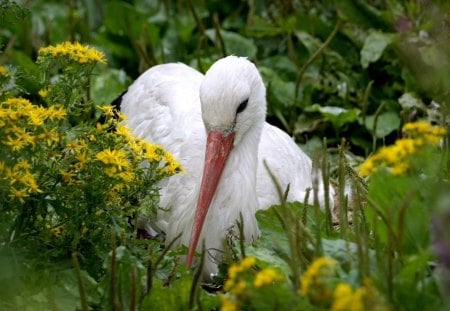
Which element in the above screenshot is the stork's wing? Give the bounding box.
[121,63,207,237]
[121,63,205,160]
[257,123,334,209]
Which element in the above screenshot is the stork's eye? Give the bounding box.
[236,99,248,114]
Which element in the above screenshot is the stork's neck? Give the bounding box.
[205,121,264,240]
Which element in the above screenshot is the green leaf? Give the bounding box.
[91,68,132,107]
[360,31,395,68]
[295,31,321,54]
[364,111,401,138]
[398,92,426,110]
[309,104,360,128]
[367,171,431,254]
[205,29,257,58]
[104,1,147,39]
[246,16,284,37]
[259,66,295,108]
[9,50,41,93]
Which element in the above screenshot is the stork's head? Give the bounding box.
[186,56,266,267]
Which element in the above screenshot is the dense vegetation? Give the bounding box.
[0,0,449,310]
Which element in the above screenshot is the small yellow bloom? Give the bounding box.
[15,160,31,170]
[331,279,388,311]
[46,105,67,121]
[96,148,129,170]
[98,105,115,117]
[20,172,42,193]
[60,169,76,184]
[331,283,354,311]
[253,268,283,288]
[38,88,49,98]
[230,280,247,296]
[9,187,29,203]
[5,135,27,151]
[299,256,337,296]
[219,294,238,311]
[0,65,9,76]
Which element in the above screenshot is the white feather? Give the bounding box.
[121,56,334,276]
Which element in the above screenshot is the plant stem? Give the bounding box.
[294,19,341,100]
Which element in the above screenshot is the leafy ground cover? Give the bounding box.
[1,1,449,310]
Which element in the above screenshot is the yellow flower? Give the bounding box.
[299,256,337,296]
[358,158,375,177]
[96,148,129,170]
[230,280,247,296]
[228,256,256,280]
[0,65,9,76]
[331,283,354,311]
[38,128,60,146]
[142,142,164,162]
[116,124,133,140]
[16,160,31,170]
[4,97,33,109]
[402,121,430,134]
[5,135,27,151]
[359,121,447,177]
[39,41,106,64]
[20,172,42,193]
[98,105,115,117]
[253,268,283,288]
[60,169,76,184]
[9,187,29,203]
[118,170,134,183]
[46,105,67,121]
[331,280,389,311]
[38,88,49,98]
[224,256,256,295]
[219,294,238,311]
[76,152,89,169]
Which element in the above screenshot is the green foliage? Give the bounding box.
[1,1,450,310]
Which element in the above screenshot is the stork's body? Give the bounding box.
[121,57,332,276]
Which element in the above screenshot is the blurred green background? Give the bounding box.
[2,0,448,161]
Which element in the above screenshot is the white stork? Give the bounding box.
[121,56,333,277]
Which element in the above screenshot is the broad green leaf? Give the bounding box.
[360,31,395,68]
[367,171,431,254]
[9,50,41,93]
[259,66,295,108]
[91,68,131,107]
[309,104,360,128]
[104,1,147,39]
[398,92,426,110]
[365,111,401,138]
[295,31,321,54]
[205,29,257,58]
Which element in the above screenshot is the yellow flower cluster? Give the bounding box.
[0,160,42,203]
[299,256,338,306]
[220,257,285,310]
[38,41,106,64]
[225,256,256,292]
[253,268,284,288]
[101,105,183,176]
[331,280,389,311]
[96,148,132,179]
[220,257,256,311]
[0,65,10,77]
[0,97,66,151]
[299,256,337,296]
[359,121,447,176]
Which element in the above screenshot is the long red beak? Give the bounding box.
[185,130,235,267]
